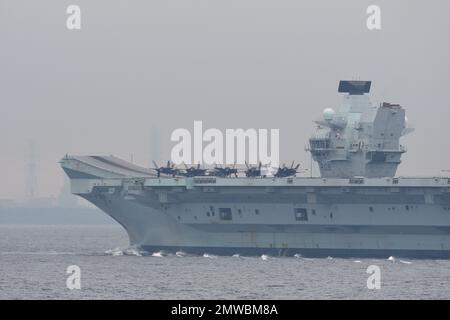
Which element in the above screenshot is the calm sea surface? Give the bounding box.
[1,224,450,299]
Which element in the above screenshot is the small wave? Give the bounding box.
[105,248,124,256]
[105,246,144,257]
[232,254,241,258]
[387,256,396,263]
[399,259,412,264]
[326,256,334,260]
[125,248,143,256]
[203,253,217,259]
[151,251,165,258]
[353,260,362,263]
[293,253,302,259]
[175,251,187,257]
[261,254,269,260]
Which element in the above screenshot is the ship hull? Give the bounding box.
[82,185,450,259]
[60,155,450,258]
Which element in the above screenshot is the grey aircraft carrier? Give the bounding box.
[60,81,450,258]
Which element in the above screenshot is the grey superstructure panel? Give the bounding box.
[308,82,412,178]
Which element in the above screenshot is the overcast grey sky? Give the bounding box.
[1,0,450,200]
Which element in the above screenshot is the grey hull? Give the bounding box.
[59,80,450,259]
[82,186,450,259]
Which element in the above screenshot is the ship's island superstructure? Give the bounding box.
[61,81,450,258]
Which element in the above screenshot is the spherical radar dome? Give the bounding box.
[323,108,335,121]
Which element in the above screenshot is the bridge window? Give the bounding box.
[219,208,232,221]
[310,139,330,149]
[294,208,308,221]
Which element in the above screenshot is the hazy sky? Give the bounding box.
[1,0,450,200]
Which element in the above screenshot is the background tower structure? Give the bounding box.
[24,140,39,202]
